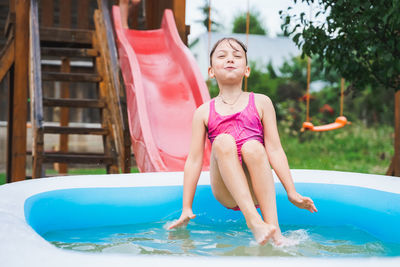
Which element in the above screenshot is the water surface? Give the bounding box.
[43,221,400,257]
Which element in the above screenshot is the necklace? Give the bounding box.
[219,91,243,106]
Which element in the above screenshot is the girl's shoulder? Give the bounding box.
[253,93,273,106]
[252,93,275,120]
[197,99,212,112]
[194,100,211,121]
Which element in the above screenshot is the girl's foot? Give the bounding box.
[249,222,276,245]
[273,235,300,247]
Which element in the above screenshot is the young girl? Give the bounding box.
[168,37,317,245]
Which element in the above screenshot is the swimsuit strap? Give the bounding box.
[248,92,262,120]
[210,98,215,113]
[210,98,216,118]
[249,92,256,112]
[208,98,216,128]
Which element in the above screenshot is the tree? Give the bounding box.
[280,0,400,91]
[197,0,222,32]
[280,0,400,174]
[232,10,267,35]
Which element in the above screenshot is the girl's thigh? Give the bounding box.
[209,151,258,208]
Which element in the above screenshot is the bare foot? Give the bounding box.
[273,236,290,247]
[249,222,276,245]
[272,232,285,246]
[272,233,300,247]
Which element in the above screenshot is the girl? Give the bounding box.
[168,38,317,245]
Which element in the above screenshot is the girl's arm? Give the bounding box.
[168,106,208,229]
[259,95,317,213]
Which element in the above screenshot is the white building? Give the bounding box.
[189,32,301,79]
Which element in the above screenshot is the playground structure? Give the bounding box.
[301,57,349,132]
[0,0,191,181]
[113,7,211,172]
[2,0,132,181]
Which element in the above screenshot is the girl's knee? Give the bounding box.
[213,134,237,156]
[241,140,267,163]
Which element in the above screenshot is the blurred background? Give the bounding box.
[0,0,396,183]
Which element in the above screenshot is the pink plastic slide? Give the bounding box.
[113,7,211,172]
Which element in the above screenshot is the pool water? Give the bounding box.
[43,221,400,257]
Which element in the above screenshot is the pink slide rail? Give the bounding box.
[112,6,211,172]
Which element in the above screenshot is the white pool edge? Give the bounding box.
[1,169,400,267]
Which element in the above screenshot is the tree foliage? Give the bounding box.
[280,0,400,91]
[232,11,267,35]
[197,0,222,32]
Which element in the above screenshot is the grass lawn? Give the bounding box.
[45,167,140,176]
[0,123,394,185]
[281,122,393,175]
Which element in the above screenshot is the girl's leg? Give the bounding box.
[210,134,276,245]
[240,140,284,243]
[119,0,130,29]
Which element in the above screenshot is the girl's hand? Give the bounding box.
[288,192,318,213]
[168,209,196,230]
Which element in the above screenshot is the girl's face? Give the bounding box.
[208,40,250,85]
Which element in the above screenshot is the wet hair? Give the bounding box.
[209,37,248,66]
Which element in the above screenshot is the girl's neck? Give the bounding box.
[217,84,243,97]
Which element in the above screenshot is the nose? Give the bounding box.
[226,54,234,63]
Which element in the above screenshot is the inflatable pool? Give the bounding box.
[1,170,400,266]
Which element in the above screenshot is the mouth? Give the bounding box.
[224,66,236,71]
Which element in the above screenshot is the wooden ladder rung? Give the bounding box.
[42,71,102,83]
[40,27,93,45]
[43,98,105,108]
[43,152,114,164]
[41,47,99,57]
[43,126,109,135]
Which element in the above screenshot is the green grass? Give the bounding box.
[280,122,393,175]
[0,173,5,185]
[46,167,140,176]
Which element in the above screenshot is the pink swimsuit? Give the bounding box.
[207,92,264,164]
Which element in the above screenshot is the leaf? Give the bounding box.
[293,33,302,44]
[285,16,291,24]
[300,12,306,23]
